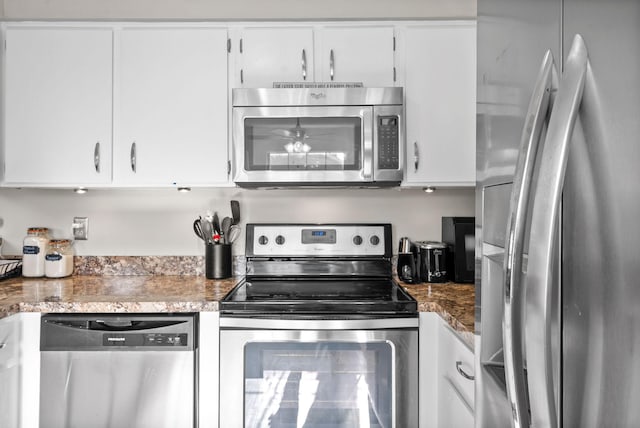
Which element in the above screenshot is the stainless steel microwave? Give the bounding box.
[232,86,404,187]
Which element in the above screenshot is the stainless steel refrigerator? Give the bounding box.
[476,0,640,427]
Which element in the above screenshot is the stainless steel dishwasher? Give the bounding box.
[39,313,197,428]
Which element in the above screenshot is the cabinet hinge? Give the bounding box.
[227,160,231,176]
[393,36,396,51]
[393,67,397,83]
[239,38,243,54]
[227,38,231,53]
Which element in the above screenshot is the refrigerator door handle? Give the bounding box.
[525,34,589,428]
[503,50,558,428]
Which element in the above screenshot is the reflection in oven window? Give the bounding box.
[244,342,392,428]
[244,117,362,172]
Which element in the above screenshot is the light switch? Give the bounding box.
[73,217,88,240]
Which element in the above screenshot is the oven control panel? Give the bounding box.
[248,224,390,257]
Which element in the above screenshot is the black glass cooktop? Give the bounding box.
[220,277,418,317]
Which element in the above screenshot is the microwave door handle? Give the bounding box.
[526,34,589,428]
[329,49,335,81]
[503,49,557,428]
[302,49,307,81]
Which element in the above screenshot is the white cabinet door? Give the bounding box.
[402,22,476,186]
[236,27,314,87]
[439,378,475,428]
[0,314,20,428]
[0,313,40,428]
[114,27,229,186]
[3,27,113,186]
[317,26,395,87]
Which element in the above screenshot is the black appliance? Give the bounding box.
[396,237,420,284]
[417,241,449,283]
[442,217,475,283]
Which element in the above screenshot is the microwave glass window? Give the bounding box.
[244,117,362,171]
[244,341,393,427]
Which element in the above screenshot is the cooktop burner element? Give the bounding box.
[221,224,417,318]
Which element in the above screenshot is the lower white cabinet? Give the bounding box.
[438,319,475,427]
[0,313,40,428]
[419,313,475,428]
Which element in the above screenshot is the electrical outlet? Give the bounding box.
[73,217,88,240]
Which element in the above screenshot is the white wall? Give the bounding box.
[0,187,474,256]
[0,0,476,20]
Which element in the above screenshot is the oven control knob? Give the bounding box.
[370,235,380,246]
[353,235,363,245]
[275,235,285,245]
[258,235,269,245]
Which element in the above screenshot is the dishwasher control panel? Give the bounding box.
[103,333,188,347]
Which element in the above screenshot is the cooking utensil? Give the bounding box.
[221,217,233,244]
[201,218,213,244]
[212,212,220,235]
[193,218,204,241]
[227,225,241,244]
[230,200,240,225]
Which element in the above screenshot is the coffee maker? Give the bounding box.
[397,237,420,283]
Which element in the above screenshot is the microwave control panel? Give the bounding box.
[377,115,400,170]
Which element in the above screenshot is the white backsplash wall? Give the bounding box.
[0,187,474,257]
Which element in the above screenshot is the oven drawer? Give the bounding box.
[219,326,418,428]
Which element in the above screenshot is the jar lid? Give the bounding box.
[27,227,49,233]
[49,239,72,245]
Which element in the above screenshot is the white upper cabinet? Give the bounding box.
[235,25,396,88]
[236,27,314,87]
[400,22,476,187]
[3,26,113,186]
[114,27,229,186]
[316,26,395,87]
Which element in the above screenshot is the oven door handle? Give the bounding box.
[219,317,419,330]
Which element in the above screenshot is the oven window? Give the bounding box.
[243,117,362,171]
[244,341,392,428]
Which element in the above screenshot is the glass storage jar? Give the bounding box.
[45,239,74,278]
[22,227,50,277]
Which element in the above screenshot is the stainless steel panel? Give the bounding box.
[476,1,562,426]
[232,87,403,107]
[40,351,194,428]
[562,1,640,426]
[219,327,418,428]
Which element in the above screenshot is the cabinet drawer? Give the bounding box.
[439,323,475,408]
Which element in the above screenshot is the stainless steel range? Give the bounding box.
[219,223,418,428]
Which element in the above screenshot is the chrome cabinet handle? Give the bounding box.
[130,142,137,173]
[302,49,307,81]
[94,142,101,173]
[526,34,589,428]
[413,142,419,172]
[455,361,475,381]
[503,49,557,428]
[329,49,335,81]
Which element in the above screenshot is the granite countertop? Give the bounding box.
[0,275,474,347]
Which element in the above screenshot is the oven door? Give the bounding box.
[219,318,418,428]
[232,106,372,185]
